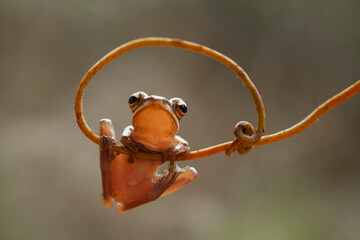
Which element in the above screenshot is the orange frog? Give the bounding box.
[99,91,197,213]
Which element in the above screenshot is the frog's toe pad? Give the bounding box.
[181,166,198,181]
[102,197,114,208]
[116,202,128,213]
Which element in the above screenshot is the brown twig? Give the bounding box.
[75,37,265,154]
[75,37,360,161]
[119,80,360,161]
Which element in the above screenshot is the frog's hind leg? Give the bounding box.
[161,165,197,196]
[144,165,198,198]
[116,166,196,213]
[116,169,182,213]
[99,119,117,207]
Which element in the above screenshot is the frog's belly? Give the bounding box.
[109,154,160,204]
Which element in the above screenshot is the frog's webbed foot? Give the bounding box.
[154,146,197,197]
[149,168,183,200]
[147,164,198,201]
[161,166,197,196]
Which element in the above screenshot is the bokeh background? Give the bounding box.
[1,0,359,239]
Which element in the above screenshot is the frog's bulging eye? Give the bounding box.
[178,104,187,114]
[128,92,146,111]
[175,99,187,119]
[128,95,138,105]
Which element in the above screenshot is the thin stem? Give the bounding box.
[75,37,360,162]
[113,80,360,161]
[255,80,360,146]
[75,37,265,149]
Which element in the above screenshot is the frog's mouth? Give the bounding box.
[131,101,179,151]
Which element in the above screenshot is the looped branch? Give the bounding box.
[226,121,256,156]
[75,37,265,158]
[75,37,360,162]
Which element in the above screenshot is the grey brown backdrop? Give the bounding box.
[1,0,359,239]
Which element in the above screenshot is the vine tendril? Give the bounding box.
[75,37,360,161]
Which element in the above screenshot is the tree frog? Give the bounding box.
[99,91,198,213]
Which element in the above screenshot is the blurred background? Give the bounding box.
[1,0,359,239]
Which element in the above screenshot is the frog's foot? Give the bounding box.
[151,165,198,198]
[161,166,197,196]
[149,168,182,200]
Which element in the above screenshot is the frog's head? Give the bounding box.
[128,91,187,151]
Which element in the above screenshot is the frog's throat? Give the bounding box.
[131,101,179,130]
[131,101,179,151]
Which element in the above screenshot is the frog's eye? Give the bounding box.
[128,91,147,111]
[174,99,187,119]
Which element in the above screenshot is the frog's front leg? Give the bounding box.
[99,119,117,207]
[120,126,150,163]
[162,135,190,171]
